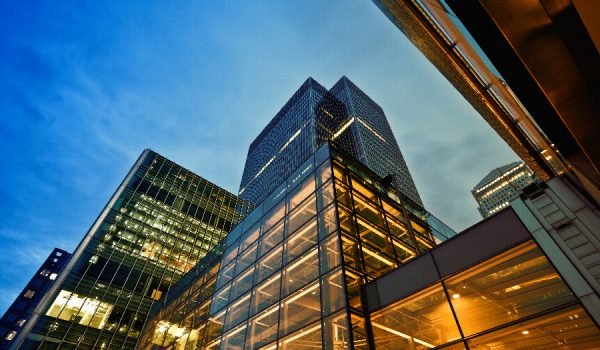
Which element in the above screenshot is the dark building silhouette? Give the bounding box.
[0,248,71,349]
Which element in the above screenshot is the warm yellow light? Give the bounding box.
[452,293,460,299]
[522,330,529,335]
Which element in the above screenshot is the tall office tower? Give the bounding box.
[0,248,71,349]
[138,143,446,350]
[239,76,423,208]
[12,150,252,350]
[239,78,329,206]
[328,76,423,207]
[140,143,600,350]
[472,161,535,218]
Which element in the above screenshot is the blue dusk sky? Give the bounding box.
[0,1,518,314]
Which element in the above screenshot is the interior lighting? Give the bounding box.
[372,322,435,348]
[521,330,529,335]
[452,293,460,299]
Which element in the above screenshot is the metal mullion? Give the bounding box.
[331,162,360,350]
[37,156,156,350]
[122,166,199,348]
[98,158,181,349]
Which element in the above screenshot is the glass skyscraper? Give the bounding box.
[239,77,423,208]
[138,143,440,350]
[12,150,252,350]
[138,143,600,349]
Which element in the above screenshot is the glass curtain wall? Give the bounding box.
[24,151,250,350]
[368,240,600,349]
[140,144,438,350]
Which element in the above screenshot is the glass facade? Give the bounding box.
[240,76,423,209]
[368,240,600,349]
[329,77,423,207]
[16,150,252,350]
[139,144,438,350]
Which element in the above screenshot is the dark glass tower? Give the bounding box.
[239,78,329,206]
[0,248,71,349]
[239,76,423,208]
[329,77,423,207]
[12,150,252,350]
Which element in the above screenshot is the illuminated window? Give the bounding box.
[246,304,279,349]
[49,273,58,280]
[284,220,317,264]
[16,319,26,326]
[279,281,321,337]
[222,323,246,350]
[371,283,461,349]
[323,311,350,349]
[279,322,322,350]
[467,306,600,349]
[46,290,113,329]
[4,331,17,341]
[23,290,35,298]
[446,241,575,336]
[282,249,319,296]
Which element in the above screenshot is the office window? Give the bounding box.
[4,331,17,341]
[279,281,321,337]
[371,283,461,349]
[445,241,575,336]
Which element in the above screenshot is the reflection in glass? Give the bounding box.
[46,290,113,330]
[263,201,285,233]
[236,242,258,274]
[317,180,335,211]
[316,160,332,187]
[224,292,251,331]
[230,266,255,300]
[289,174,315,210]
[205,309,226,343]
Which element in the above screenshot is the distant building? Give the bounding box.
[472,161,535,218]
[0,248,71,349]
[239,76,423,208]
